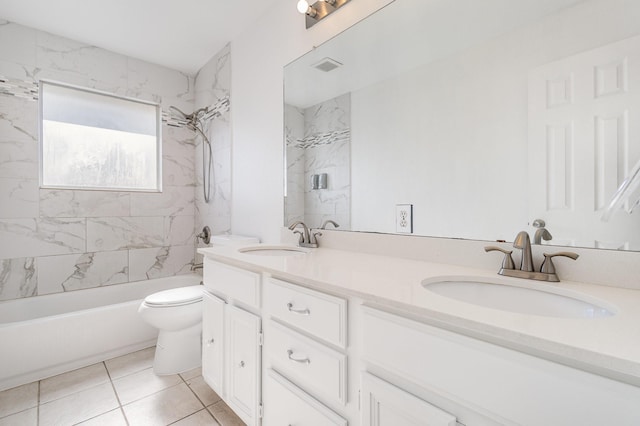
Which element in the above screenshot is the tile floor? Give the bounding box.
[0,347,245,426]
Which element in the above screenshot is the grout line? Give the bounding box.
[183,377,208,409]
[36,380,40,426]
[103,361,130,426]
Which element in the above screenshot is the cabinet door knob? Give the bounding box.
[287,350,311,365]
[287,302,310,315]
[239,361,245,368]
[206,338,214,345]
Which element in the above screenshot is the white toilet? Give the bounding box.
[138,285,204,375]
[138,234,259,375]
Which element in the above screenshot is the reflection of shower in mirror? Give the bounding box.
[602,158,640,222]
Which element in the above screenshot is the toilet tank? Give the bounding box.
[210,234,259,246]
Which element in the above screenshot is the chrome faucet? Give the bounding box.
[485,230,578,282]
[311,219,340,245]
[288,221,317,248]
[532,219,552,245]
[513,231,534,272]
[320,220,340,230]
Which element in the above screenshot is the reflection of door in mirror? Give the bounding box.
[284,94,351,229]
[528,35,640,250]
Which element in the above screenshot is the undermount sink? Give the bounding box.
[423,278,616,318]
[238,245,310,256]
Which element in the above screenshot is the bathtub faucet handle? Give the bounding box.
[196,226,211,244]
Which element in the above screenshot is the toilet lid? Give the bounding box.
[144,285,203,306]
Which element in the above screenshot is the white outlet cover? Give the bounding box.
[396,204,413,234]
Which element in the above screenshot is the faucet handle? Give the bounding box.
[484,246,515,270]
[292,230,304,245]
[310,230,322,245]
[540,252,579,274]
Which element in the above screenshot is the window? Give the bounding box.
[40,81,161,192]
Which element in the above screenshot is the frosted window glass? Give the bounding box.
[40,82,161,191]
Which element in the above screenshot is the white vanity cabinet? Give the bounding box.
[263,277,349,424]
[263,369,348,426]
[202,291,225,395]
[362,306,640,426]
[202,259,263,426]
[361,372,456,426]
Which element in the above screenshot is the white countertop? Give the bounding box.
[198,244,640,387]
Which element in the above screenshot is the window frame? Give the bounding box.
[38,80,163,193]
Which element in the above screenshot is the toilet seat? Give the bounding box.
[143,285,203,307]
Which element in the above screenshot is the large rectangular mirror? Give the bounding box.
[284,0,640,251]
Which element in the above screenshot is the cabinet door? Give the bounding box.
[226,304,262,426]
[361,372,456,426]
[202,291,225,396]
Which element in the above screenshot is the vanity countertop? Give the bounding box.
[198,244,640,387]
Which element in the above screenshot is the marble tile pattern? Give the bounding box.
[0,348,234,425]
[193,44,232,238]
[0,21,200,301]
[285,94,351,229]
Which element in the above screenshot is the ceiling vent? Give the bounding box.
[312,57,343,72]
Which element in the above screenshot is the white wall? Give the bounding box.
[352,0,640,242]
[230,0,393,243]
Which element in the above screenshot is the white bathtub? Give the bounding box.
[0,274,202,391]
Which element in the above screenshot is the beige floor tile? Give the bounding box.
[0,382,38,418]
[172,408,220,425]
[180,367,202,381]
[123,383,204,426]
[105,347,155,379]
[208,401,246,426]
[76,408,127,425]
[185,376,221,406]
[39,382,119,426]
[113,367,182,405]
[40,362,110,403]
[0,407,37,426]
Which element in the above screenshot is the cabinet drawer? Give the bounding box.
[263,369,347,426]
[265,278,347,348]
[204,259,260,308]
[267,320,347,405]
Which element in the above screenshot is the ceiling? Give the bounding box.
[0,0,286,75]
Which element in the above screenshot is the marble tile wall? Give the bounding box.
[285,94,351,230]
[0,21,199,302]
[193,44,233,259]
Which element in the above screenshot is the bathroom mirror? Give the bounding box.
[284,0,640,251]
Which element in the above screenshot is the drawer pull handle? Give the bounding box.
[287,350,311,365]
[287,303,310,315]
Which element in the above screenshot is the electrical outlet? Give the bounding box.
[396,204,413,233]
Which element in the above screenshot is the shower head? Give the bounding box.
[169,105,190,119]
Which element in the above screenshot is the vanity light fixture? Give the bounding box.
[297,0,352,29]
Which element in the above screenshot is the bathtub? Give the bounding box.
[0,274,202,391]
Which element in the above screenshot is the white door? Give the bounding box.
[361,372,456,426]
[226,304,262,426]
[202,291,225,396]
[528,35,640,249]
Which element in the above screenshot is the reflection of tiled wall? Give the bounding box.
[284,104,305,226]
[194,44,232,246]
[285,94,351,229]
[0,21,198,301]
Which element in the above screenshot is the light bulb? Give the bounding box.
[297,0,309,14]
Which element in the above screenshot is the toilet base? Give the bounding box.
[153,322,202,375]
